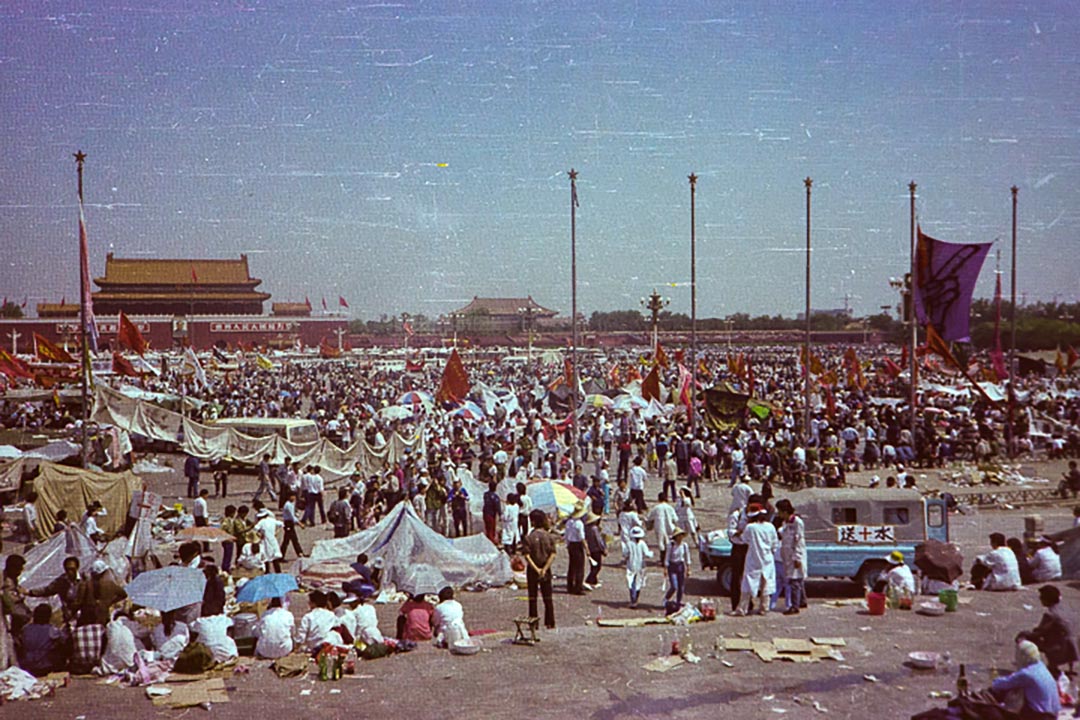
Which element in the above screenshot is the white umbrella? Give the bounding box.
[378,405,413,420]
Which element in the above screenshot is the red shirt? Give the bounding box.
[399,599,435,641]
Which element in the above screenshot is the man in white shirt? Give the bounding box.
[646,493,678,566]
[628,456,648,513]
[190,614,238,664]
[254,598,294,659]
[1030,540,1062,583]
[978,532,1022,591]
[432,586,469,648]
[565,508,587,595]
[295,591,344,651]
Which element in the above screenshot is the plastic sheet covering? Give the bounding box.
[31,461,141,540]
[0,458,25,494]
[304,501,511,590]
[20,525,131,592]
[92,384,423,479]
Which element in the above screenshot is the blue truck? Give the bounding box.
[699,488,950,594]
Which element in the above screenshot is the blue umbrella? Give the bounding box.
[126,566,206,613]
[236,573,299,603]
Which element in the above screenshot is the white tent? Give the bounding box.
[304,501,511,590]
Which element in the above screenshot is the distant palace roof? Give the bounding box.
[94,254,264,288]
[452,296,558,317]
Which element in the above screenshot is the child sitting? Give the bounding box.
[432,586,469,648]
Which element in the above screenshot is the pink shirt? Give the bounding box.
[399,599,435,641]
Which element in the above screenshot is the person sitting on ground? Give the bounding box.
[19,603,70,676]
[348,593,384,646]
[201,565,226,617]
[1016,585,1079,678]
[95,610,140,675]
[253,597,294,659]
[1028,539,1062,583]
[151,610,190,662]
[432,586,469,648]
[27,555,82,624]
[342,553,378,599]
[989,640,1061,719]
[75,560,128,627]
[396,592,435,642]
[884,550,916,598]
[295,591,343,652]
[190,612,237,665]
[974,533,1022,591]
[1007,537,1035,586]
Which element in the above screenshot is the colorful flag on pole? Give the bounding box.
[182,347,208,387]
[0,350,34,380]
[117,311,149,355]
[1068,346,1079,372]
[677,363,693,411]
[254,353,275,371]
[79,202,99,352]
[33,333,75,363]
[338,296,349,309]
[436,348,470,404]
[321,297,328,311]
[304,296,312,311]
[654,341,670,369]
[641,364,661,402]
[190,265,199,283]
[914,227,992,342]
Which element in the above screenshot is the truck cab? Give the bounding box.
[699,488,949,595]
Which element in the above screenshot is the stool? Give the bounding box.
[513,616,540,645]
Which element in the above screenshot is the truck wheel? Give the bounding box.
[855,560,890,591]
[716,563,734,596]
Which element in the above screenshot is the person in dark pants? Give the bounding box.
[524,509,557,629]
[564,507,586,595]
[212,460,228,499]
[727,503,750,611]
[449,480,470,538]
[584,511,606,589]
[280,493,305,559]
[184,454,200,499]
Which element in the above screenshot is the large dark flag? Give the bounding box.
[914,227,991,342]
[436,348,470,404]
[112,351,142,378]
[701,383,749,432]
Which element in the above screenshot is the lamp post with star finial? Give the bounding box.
[689,172,698,436]
[804,176,812,443]
[75,150,90,468]
[568,168,580,468]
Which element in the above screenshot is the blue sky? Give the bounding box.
[2,1,1077,320]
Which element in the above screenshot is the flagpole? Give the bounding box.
[569,169,580,469]
[689,173,698,436]
[803,177,812,443]
[908,181,918,450]
[1008,185,1018,457]
[75,150,91,469]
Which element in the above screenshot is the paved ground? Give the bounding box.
[15,455,1080,719]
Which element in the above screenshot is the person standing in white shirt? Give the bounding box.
[628,456,648,513]
[647,493,678,566]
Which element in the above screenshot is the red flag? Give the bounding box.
[190,265,198,283]
[78,202,98,351]
[321,297,328,311]
[641,365,661,402]
[436,348,471,404]
[339,296,349,309]
[654,341,670,369]
[1068,346,1079,372]
[405,357,425,372]
[61,295,66,306]
[319,338,342,359]
[677,363,693,410]
[0,350,34,380]
[117,311,149,355]
[33,333,75,364]
[673,349,685,365]
[305,296,312,311]
[111,351,142,377]
[20,296,27,309]
[882,357,902,379]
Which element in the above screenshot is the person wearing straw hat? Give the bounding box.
[665,528,691,611]
[625,526,653,608]
[884,550,915,597]
[583,510,607,590]
[565,503,588,595]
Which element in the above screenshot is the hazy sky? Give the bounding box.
[2,1,1077,321]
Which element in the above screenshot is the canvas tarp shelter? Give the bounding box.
[20,525,131,593]
[31,461,141,541]
[91,383,423,478]
[304,501,511,589]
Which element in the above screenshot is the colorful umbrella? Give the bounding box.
[526,480,587,518]
[126,566,206,612]
[449,402,484,421]
[398,564,449,597]
[236,573,299,603]
[397,390,434,407]
[176,526,234,544]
